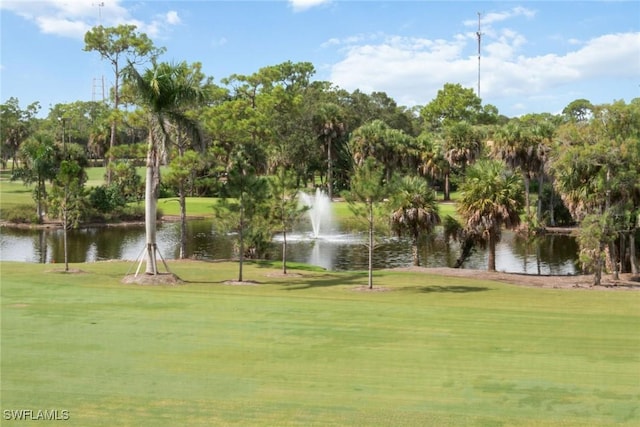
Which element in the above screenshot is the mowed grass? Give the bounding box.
[0,170,34,210]
[2,166,460,221]
[2,260,639,426]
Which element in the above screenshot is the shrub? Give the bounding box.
[107,161,143,202]
[88,185,126,213]
[3,204,39,224]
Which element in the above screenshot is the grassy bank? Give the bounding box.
[1,166,460,222]
[2,260,638,426]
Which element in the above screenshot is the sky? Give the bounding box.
[1,0,639,118]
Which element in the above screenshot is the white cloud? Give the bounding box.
[329,22,640,111]
[329,34,472,106]
[0,0,180,39]
[289,0,331,13]
[165,11,181,26]
[321,33,384,48]
[211,37,228,48]
[35,15,91,38]
[463,6,536,27]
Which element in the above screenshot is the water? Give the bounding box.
[0,219,581,274]
[299,188,335,238]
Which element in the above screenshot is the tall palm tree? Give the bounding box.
[390,176,441,266]
[529,121,554,221]
[442,121,483,201]
[493,121,549,221]
[349,120,387,167]
[13,133,59,221]
[124,61,204,275]
[416,132,449,200]
[457,159,525,271]
[350,120,415,182]
[314,102,345,200]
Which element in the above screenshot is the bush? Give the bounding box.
[107,161,143,202]
[158,182,176,199]
[88,185,126,213]
[2,204,39,224]
[118,204,146,221]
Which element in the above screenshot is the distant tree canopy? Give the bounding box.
[3,23,639,280]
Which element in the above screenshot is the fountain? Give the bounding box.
[299,188,335,238]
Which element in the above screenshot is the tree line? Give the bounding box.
[1,24,638,285]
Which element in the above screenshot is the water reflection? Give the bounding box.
[0,220,581,274]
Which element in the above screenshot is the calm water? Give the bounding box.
[0,219,581,274]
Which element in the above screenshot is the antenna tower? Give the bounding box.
[94,1,105,20]
[91,2,106,103]
[476,12,482,98]
[92,76,106,103]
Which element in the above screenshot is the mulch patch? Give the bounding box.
[122,273,183,285]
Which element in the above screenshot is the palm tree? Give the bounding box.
[442,121,483,201]
[457,159,525,271]
[124,61,204,275]
[416,132,449,200]
[13,133,59,221]
[349,120,387,167]
[493,121,550,221]
[350,120,415,184]
[390,176,441,266]
[314,102,345,200]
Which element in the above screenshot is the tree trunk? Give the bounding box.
[537,174,544,223]
[63,201,69,272]
[412,243,420,266]
[630,231,639,275]
[38,230,47,263]
[444,172,450,201]
[106,121,116,184]
[238,195,244,282]
[524,175,531,218]
[282,230,288,275]
[144,140,159,275]
[179,182,187,259]
[368,202,374,289]
[487,232,497,272]
[619,233,627,273]
[608,242,619,280]
[106,63,120,185]
[549,186,556,227]
[412,234,420,266]
[327,136,333,200]
[36,179,45,222]
[593,242,605,286]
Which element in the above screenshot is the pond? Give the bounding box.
[0,219,581,275]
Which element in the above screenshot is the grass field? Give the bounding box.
[2,260,639,426]
[1,166,460,221]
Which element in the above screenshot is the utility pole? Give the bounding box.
[476,12,482,98]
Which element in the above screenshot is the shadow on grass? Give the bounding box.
[280,272,368,290]
[400,285,491,293]
[179,279,231,285]
[253,260,327,273]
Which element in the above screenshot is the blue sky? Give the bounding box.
[1,0,639,118]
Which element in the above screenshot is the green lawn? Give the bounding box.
[1,166,460,223]
[2,260,638,426]
[0,179,34,209]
